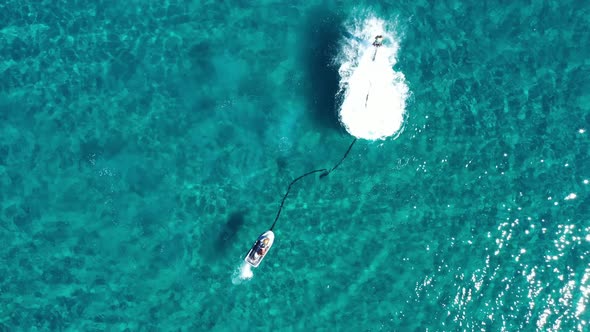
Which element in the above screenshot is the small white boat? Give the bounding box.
[244,230,275,268]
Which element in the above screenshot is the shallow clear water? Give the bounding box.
[1,1,589,331]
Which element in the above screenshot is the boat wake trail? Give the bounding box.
[337,16,409,140]
[232,262,254,285]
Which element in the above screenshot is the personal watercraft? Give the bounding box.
[244,230,275,268]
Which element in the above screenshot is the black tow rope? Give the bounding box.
[319,138,357,178]
[269,138,357,231]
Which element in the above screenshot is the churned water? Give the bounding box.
[1,1,589,331]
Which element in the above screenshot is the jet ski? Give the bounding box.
[244,230,275,268]
[371,35,383,61]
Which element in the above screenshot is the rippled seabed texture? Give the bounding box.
[1,0,589,331]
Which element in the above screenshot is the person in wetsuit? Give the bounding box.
[373,35,383,47]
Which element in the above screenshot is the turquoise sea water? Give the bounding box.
[1,0,589,331]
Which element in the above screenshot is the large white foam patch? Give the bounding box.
[337,16,409,140]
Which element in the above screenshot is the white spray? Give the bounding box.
[337,16,409,140]
[232,261,254,285]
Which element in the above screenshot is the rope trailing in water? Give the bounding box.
[269,169,326,231]
[269,138,357,231]
[320,138,357,178]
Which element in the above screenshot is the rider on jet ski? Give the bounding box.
[250,237,270,259]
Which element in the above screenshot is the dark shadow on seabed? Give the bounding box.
[299,6,346,132]
[213,211,247,259]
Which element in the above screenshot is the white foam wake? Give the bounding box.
[337,16,409,140]
[231,261,253,285]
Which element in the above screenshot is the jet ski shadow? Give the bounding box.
[213,211,247,259]
[299,6,346,132]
